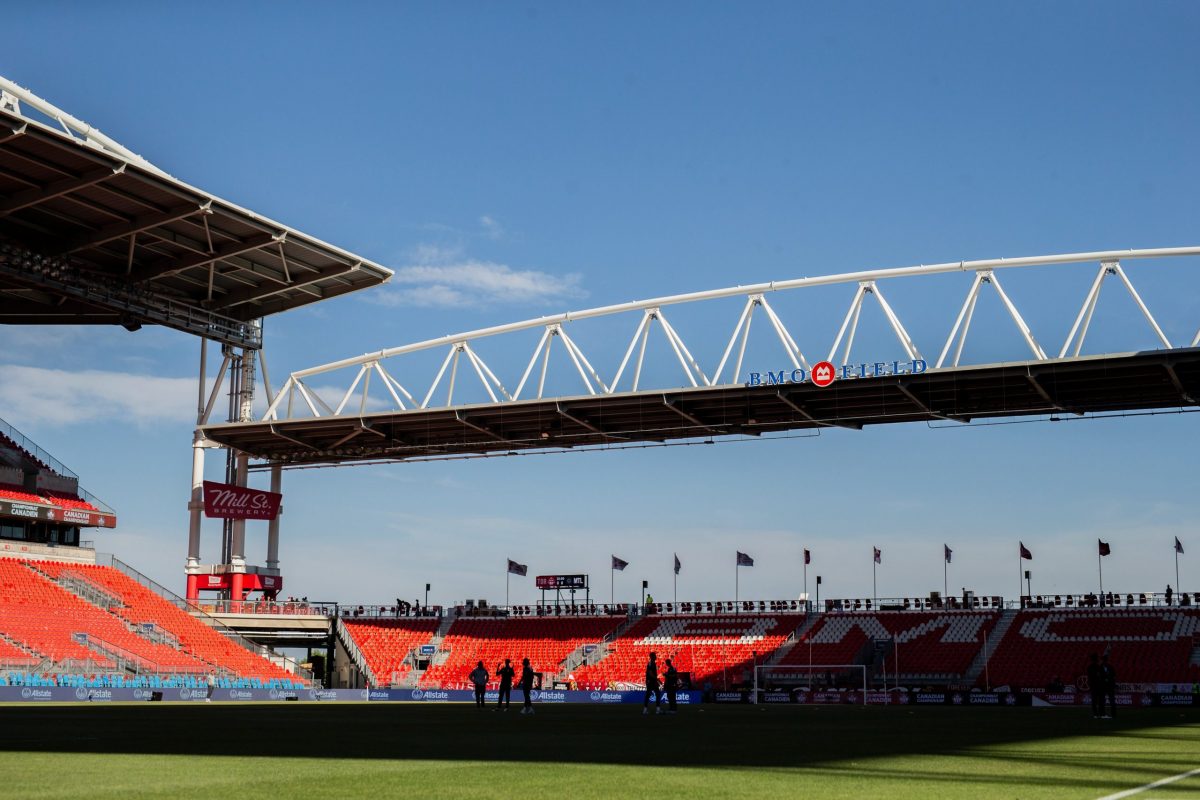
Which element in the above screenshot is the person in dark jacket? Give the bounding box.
[519,658,536,715]
[644,651,662,714]
[1086,653,1102,718]
[469,660,489,709]
[496,659,514,711]
[664,657,679,714]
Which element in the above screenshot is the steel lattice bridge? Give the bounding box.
[202,247,1200,467]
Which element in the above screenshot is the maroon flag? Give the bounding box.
[202,481,281,521]
[873,547,881,564]
[611,555,629,571]
[804,549,811,565]
[507,559,528,577]
[1019,542,1033,560]
[1176,537,1185,555]
[944,544,952,564]
[736,551,754,567]
[1098,540,1111,557]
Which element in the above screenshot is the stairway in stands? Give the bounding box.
[964,608,1017,686]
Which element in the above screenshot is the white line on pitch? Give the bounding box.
[1096,766,1200,800]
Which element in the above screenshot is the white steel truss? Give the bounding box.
[261,247,1200,421]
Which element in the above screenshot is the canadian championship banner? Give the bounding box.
[202,481,282,521]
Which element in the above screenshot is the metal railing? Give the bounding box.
[198,599,335,617]
[0,415,76,479]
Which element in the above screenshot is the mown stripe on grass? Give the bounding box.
[1095,766,1200,800]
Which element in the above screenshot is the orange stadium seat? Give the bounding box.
[341,618,441,684]
[420,617,621,689]
[573,614,806,691]
[0,559,302,684]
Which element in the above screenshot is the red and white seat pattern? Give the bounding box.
[776,612,1000,678]
[984,609,1200,689]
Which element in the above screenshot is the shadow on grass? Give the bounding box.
[1,704,1196,782]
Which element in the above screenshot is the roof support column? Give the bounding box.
[229,451,249,601]
[185,432,205,602]
[266,463,282,572]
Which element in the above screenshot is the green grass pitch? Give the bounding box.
[0,703,1197,799]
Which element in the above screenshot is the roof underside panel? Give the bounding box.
[0,108,391,345]
[199,350,1200,466]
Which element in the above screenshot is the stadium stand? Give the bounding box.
[32,561,301,685]
[42,490,100,512]
[775,611,1000,682]
[421,617,622,689]
[574,614,805,690]
[983,608,1200,689]
[0,636,38,668]
[0,483,47,505]
[340,618,441,685]
[0,558,305,688]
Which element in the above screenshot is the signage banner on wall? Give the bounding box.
[202,481,282,521]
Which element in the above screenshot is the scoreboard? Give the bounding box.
[535,574,588,590]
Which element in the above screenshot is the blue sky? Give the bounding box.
[2,2,1198,607]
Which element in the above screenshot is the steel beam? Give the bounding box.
[0,165,122,217]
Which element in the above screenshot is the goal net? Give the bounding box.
[754,664,868,705]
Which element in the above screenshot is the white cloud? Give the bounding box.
[375,244,586,309]
[0,365,199,428]
[479,215,504,239]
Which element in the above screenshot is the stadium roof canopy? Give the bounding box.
[0,77,391,349]
[200,348,1200,467]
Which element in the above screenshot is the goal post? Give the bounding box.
[754,664,868,705]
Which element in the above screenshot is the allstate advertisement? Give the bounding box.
[395,689,702,704]
[0,686,703,704]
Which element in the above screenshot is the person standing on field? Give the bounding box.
[496,659,514,711]
[664,657,679,714]
[469,660,489,709]
[644,651,662,714]
[1086,653,1102,719]
[519,658,536,715]
[1100,654,1118,719]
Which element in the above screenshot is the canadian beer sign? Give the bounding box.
[202,481,282,521]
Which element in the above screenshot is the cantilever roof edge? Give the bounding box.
[0,105,393,284]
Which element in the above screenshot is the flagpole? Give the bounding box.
[1176,546,1180,596]
[507,568,510,610]
[872,555,877,608]
[943,551,948,602]
[735,560,739,604]
[803,558,808,612]
[1017,545,1021,609]
[611,566,614,607]
[1098,547,1104,599]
